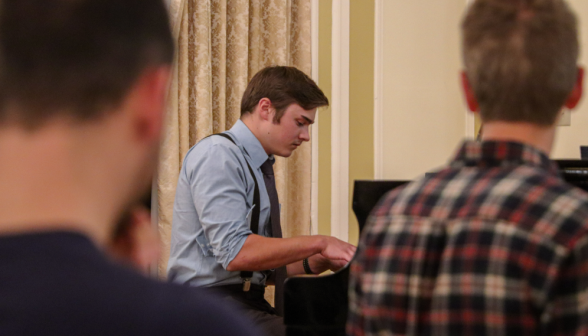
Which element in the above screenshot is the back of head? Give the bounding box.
[240,66,329,122]
[0,0,174,129]
[462,0,579,125]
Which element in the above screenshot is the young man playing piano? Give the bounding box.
[348,0,587,335]
[168,66,356,336]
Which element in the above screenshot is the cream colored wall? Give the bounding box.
[552,0,588,159]
[348,0,374,245]
[379,1,468,179]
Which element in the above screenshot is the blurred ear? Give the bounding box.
[127,66,171,142]
[461,71,479,113]
[565,67,584,110]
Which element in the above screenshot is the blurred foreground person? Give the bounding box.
[0,1,261,335]
[348,0,586,335]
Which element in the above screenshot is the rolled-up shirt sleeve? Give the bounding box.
[185,142,254,270]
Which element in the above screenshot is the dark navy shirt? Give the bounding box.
[0,231,263,335]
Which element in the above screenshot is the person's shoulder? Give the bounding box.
[99,267,262,336]
[193,134,241,152]
[178,135,247,181]
[0,236,261,336]
[369,178,426,218]
[501,166,588,246]
[184,134,243,165]
[545,174,588,217]
[527,167,588,212]
[141,281,262,336]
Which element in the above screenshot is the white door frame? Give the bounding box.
[330,0,350,242]
[310,0,320,235]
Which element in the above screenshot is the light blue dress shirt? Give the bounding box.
[167,120,273,287]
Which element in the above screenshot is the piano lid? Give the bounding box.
[352,180,411,230]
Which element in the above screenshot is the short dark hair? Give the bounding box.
[462,0,579,125]
[240,66,329,122]
[0,0,174,129]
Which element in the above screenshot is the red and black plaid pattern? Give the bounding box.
[348,141,588,336]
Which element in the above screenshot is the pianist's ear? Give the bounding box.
[460,71,479,113]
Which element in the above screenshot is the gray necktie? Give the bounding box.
[260,158,287,316]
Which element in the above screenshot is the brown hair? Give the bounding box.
[240,66,329,122]
[462,0,579,125]
[0,0,174,129]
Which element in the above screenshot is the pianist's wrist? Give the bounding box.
[307,254,331,274]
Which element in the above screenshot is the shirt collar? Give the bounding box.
[228,119,271,169]
[450,140,559,176]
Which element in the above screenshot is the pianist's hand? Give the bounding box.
[308,253,348,273]
[309,236,356,273]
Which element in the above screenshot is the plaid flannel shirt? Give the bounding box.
[348,140,588,336]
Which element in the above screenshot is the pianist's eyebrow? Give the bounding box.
[302,116,314,125]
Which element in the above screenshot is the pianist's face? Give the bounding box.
[266,103,316,157]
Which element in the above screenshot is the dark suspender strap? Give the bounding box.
[208,133,259,282]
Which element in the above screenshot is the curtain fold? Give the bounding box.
[158,0,312,305]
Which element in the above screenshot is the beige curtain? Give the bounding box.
[158,0,312,304]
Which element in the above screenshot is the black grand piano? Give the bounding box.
[284,159,588,336]
[284,180,409,336]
